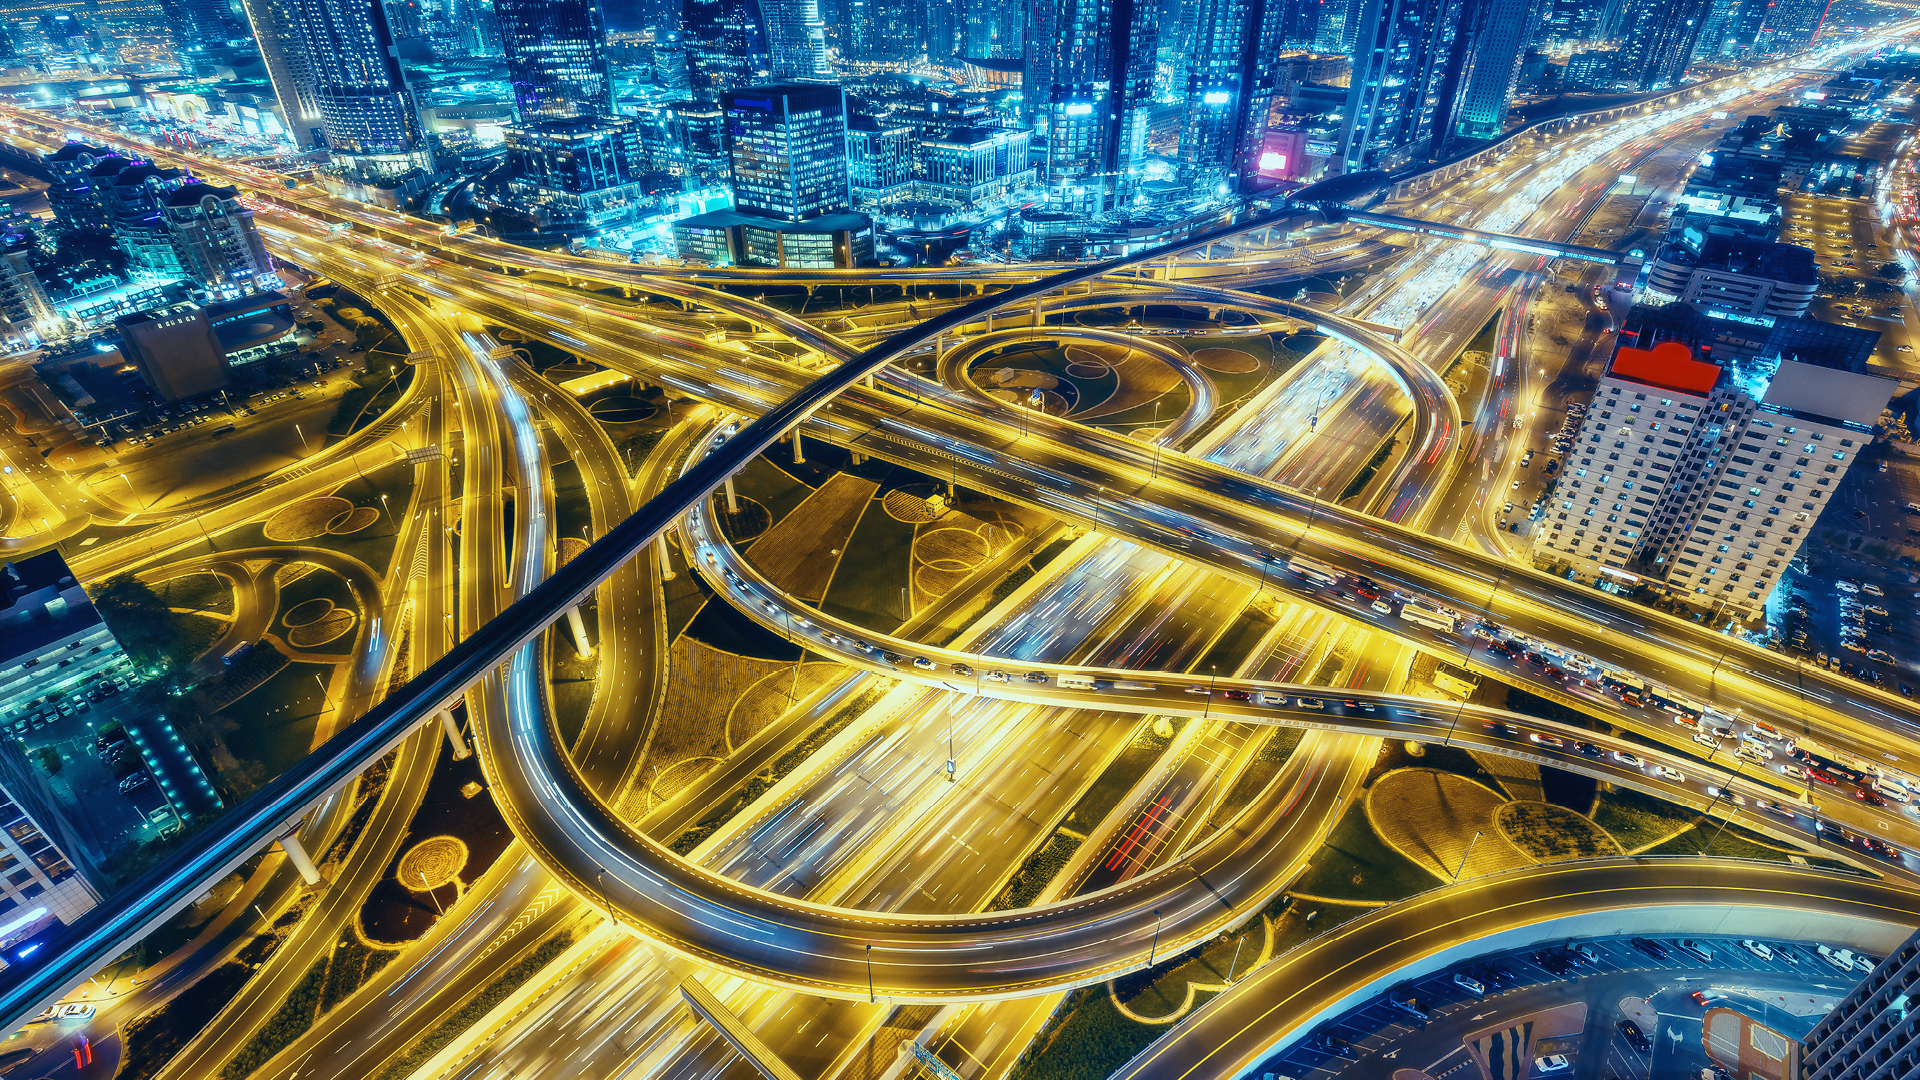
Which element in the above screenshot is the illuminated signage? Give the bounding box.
[1258,151,1286,170]
[1203,91,1231,104]
[1063,102,1093,116]
[1305,140,1337,156]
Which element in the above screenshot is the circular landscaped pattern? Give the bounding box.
[265,497,353,542]
[283,598,334,627]
[327,506,380,534]
[288,609,356,647]
[398,836,468,891]
[1191,348,1262,374]
[589,396,657,424]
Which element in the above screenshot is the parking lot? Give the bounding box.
[1256,933,1868,1080]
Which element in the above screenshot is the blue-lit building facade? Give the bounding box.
[494,0,616,120]
[672,83,872,268]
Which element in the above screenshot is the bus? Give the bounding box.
[1056,674,1097,691]
[221,641,254,666]
[1398,604,1458,634]
[1285,555,1341,588]
[1650,689,1704,721]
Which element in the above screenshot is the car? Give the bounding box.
[1631,937,1669,960]
[1780,763,1806,780]
[1678,939,1713,962]
[1185,685,1212,695]
[1297,697,1325,709]
[852,639,873,653]
[1221,689,1251,702]
[57,1003,93,1020]
[1574,741,1603,758]
[117,773,149,793]
[1865,584,1886,597]
[1487,722,1520,738]
[1858,787,1889,807]
[911,657,935,670]
[1838,581,1861,593]
[1529,733,1564,748]
[1694,731,1721,750]
[1809,768,1841,785]
[1617,1019,1652,1053]
[1655,765,1686,782]
[1819,945,1860,971]
[1740,939,1775,961]
[1307,1033,1353,1057]
[1533,1055,1570,1075]
[1370,600,1393,615]
[1613,750,1645,767]
[1453,972,1486,995]
[985,670,1008,683]
[949,662,970,676]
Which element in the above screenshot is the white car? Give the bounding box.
[57,1002,93,1020]
[1740,939,1774,961]
[1613,750,1645,767]
[1534,1056,1570,1075]
[1655,765,1686,783]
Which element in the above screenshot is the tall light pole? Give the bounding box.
[866,944,875,1003]
[1148,909,1162,966]
[295,423,308,453]
[1453,830,1483,881]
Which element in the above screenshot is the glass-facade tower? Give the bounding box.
[495,0,616,119]
[723,83,850,222]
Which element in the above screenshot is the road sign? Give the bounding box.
[902,1041,963,1080]
[405,445,443,463]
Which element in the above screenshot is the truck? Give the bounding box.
[1284,555,1341,588]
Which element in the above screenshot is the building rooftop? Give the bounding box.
[1610,340,1722,396]
[1762,358,1893,427]
[0,552,104,666]
[1660,235,1818,286]
[162,181,240,208]
[675,209,871,233]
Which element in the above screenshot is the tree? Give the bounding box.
[93,574,181,667]
[1880,263,1908,280]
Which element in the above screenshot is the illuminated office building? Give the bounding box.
[683,0,768,103]
[503,116,648,230]
[494,0,615,119]
[725,83,850,221]
[1615,0,1712,88]
[293,0,434,181]
[240,0,324,148]
[1341,0,1462,172]
[1025,0,1158,211]
[1179,0,1285,193]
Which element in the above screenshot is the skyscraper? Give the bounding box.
[494,0,615,119]
[843,0,914,60]
[960,0,1021,57]
[1341,0,1463,172]
[673,83,871,267]
[1025,0,1158,211]
[725,83,849,221]
[293,0,434,179]
[1615,0,1711,88]
[1448,0,1540,142]
[240,0,325,148]
[1758,0,1832,50]
[1532,341,1891,618]
[1179,0,1285,194]
[683,0,768,103]
[761,0,825,74]
[1801,929,1920,1080]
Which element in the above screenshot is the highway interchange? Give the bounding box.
[1,27,1918,1080]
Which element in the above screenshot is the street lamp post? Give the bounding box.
[1453,830,1483,881]
[866,944,875,1003]
[1148,909,1162,966]
[1150,400,1164,482]
[295,423,308,453]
